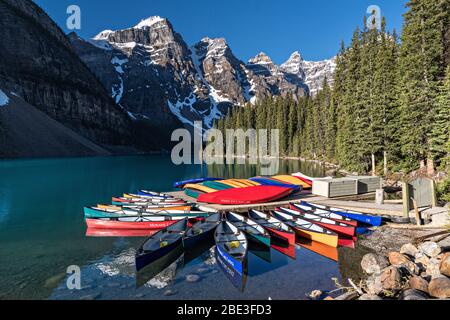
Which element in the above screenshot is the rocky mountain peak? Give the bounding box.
[133,16,166,29]
[93,29,114,40]
[248,52,274,65]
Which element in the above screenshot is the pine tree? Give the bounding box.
[433,65,450,168]
[398,0,449,172]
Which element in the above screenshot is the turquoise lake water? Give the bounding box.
[0,155,368,300]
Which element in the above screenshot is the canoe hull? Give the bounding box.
[290,203,358,227]
[183,226,217,250]
[215,247,247,292]
[85,218,178,230]
[198,186,292,205]
[136,239,182,272]
[266,227,296,246]
[292,227,338,248]
[216,242,245,275]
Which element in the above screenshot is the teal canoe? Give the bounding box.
[84,207,210,219]
[202,181,233,191]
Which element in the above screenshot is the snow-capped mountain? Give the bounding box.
[69,16,335,129]
[280,51,336,95]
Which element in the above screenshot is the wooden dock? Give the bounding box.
[166,190,405,217]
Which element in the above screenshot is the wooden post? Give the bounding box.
[412,199,422,226]
[376,189,384,205]
[402,182,410,218]
[430,179,437,207]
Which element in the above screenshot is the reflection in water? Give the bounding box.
[86,228,158,238]
[137,246,185,289]
[248,241,271,264]
[271,237,296,260]
[298,238,339,262]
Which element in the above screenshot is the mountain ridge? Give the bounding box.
[70,15,336,129]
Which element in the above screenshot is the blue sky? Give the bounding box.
[34,0,408,63]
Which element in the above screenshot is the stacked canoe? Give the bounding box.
[176,174,314,205]
[84,191,208,232]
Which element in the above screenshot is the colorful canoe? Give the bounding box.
[225,212,271,246]
[290,203,358,227]
[183,184,217,194]
[301,201,382,227]
[174,178,220,189]
[197,185,292,205]
[184,213,222,249]
[86,228,158,238]
[218,180,249,188]
[272,210,339,248]
[112,196,184,206]
[249,177,302,194]
[272,175,312,189]
[135,218,188,271]
[292,172,332,185]
[202,181,234,191]
[137,190,173,198]
[248,209,296,245]
[84,206,209,219]
[278,207,355,237]
[85,216,186,230]
[215,221,248,276]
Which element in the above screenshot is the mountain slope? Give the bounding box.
[0,0,131,145]
[0,92,112,158]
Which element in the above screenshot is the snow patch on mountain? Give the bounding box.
[111,57,128,103]
[134,16,165,29]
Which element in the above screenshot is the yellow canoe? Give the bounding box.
[272,175,312,189]
[230,179,260,187]
[218,180,248,188]
[183,184,217,194]
[294,228,338,248]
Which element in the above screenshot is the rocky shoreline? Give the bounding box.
[314,226,450,300]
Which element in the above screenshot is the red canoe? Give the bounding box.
[197,186,292,205]
[289,203,358,227]
[85,218,181,230]
[86,228,159,237]
[278,207,355,237]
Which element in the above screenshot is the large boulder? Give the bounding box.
[361,253,389,275]
[428,277,450,299]
[358,294,382,300]
[380,266,404,291]
[400,289,429,300]
[365,274,383,295]
[440,253,450,277]
[426,258,443,279]
[400,243,418,257]
[388,252,419,275]
[418,242,441,258]
[408,276,429,293]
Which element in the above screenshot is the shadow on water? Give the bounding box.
[136,244,184,288]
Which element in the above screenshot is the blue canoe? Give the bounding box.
[173,177,220,189]
[301,201,382,227]
[249,177,302,194]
